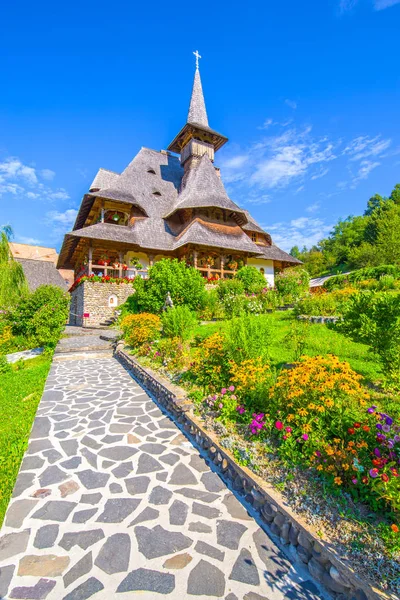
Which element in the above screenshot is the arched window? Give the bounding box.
[147,168,156,175]
[108,294,118,307]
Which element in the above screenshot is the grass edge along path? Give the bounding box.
[0,355,51,525]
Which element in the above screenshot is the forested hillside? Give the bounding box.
[290,184,400,276]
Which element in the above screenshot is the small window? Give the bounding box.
[153,191,162,196]
[251,232,257,242]
[147,168,156,175]
[108,294,118,307]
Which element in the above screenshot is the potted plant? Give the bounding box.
[130,257,143,269]
[100,254,109,266]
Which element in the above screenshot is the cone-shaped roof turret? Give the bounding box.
[187,67,209,127]
[167,52,228,154]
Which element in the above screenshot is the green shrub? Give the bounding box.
[275,268,309,301]
[216,278,244,300]
[376,275,396,291]
[0,355,11,374]
[121,313,161,347]
[295,293,340,316]
[235,266,266,294]
[324,265,400,291]
[161,306,198,340]
[12,285,69,347]
[225,314,274,364]
[337,291,400,388]
[132,259,206,314]
[197,289,225,321]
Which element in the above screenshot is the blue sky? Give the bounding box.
[1,0,399,252]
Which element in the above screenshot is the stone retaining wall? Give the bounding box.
[115,344,393,600]
[69,281,134,327]
[297,315,339,324]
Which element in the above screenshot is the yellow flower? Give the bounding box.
[334,477,342,485]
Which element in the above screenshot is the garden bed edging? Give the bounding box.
[115,342,394,600]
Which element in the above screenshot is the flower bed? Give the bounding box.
[115,344,394,600]
[69,273,136,292]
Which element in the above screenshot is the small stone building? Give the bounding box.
[58,56,301,326]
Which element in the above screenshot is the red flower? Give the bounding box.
[348,428,355,435]
[381,473,389,482]
[362,425,370,432]
[354,422,361,428]
[362,476,369,484]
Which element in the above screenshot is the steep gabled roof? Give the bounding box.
[164,154,246,220]
[90,168,120,192]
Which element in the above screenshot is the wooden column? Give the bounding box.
[88,244,93,275]
[119,252,123,278]
[193,250,198,269]
[148,254,154,268]
[101,201,105,223]
[220,254,225,279]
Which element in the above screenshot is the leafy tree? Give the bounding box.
[133,259,206,313]
[375,203,400,265]
[234,265,266,293]
[290,246,301,259]
[364,193,386,216]
[0,226,28,309]
[390,183,400,205]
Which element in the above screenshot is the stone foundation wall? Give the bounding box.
[69,281,135,327]
[115,345,391,600]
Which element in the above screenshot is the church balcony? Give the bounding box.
[79,264,149,280]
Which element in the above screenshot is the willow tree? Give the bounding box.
[0,226,29,309]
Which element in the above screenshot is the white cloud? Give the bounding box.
[0,156,69,202]
[343,135,391,161]
[306,202,320,213]
[45,209,77,226]
[222,155,249,169]
[15,235,42,245]
[40,168,55,181]
[244,193,271,205]
[285,99,297,109]
[374,0,400,9]
[339,0,359,12]
[266,216,332,251]
[350,160,380,188]
[311,167,329,180]
[258,118,273,130]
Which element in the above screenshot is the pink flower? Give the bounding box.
[221,388,227,395]
[229,385,235,392]
[302,434,309,441]
[352,478,358,484]
[283,435,288,440]
[285,427,292,433]
[275,421,284,430]
[218,403,223,409]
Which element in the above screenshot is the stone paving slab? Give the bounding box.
[0,330,325,600]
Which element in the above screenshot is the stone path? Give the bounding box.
[0,328,323,600]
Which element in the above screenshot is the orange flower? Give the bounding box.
[334,477,342,485]
[391,524,399,533]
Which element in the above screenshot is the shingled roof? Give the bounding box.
[17,259,69,291]
[164,154,246,219]
[188,67,209,127]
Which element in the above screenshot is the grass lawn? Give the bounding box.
[0,355,51,526]
[194,311,382,384]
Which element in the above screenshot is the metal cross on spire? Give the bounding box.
[193,50,201,70]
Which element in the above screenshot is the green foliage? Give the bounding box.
[132,259,206,313]
[283,320,310,362]
[294,291,350,316]
[234,265,266,293]
[337,292,400,388]
[161,305,198,340]
[0,355,51,525]
[274,267,310,301]
[0,355,11,374]
[0,227,29,309]
[225,314,274,364]
[216,278,244,300]
[11,285,70,347]
[292,183,400,276]
[324,265,400,291]
[197,289,225,321]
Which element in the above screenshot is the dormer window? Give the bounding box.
[251,232,257,242]
[153,191,162,197]
[104,210,128,226]
[147,168,156,175]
